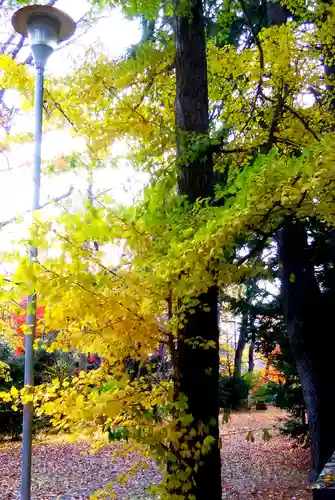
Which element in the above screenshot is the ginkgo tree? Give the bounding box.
[0,0,335,497]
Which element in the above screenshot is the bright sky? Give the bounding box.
[0,2,147,256]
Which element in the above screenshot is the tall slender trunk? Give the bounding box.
[277,219,335,478]
[233,309,248,378]
[167,1,222,498]
[248,336,255,374]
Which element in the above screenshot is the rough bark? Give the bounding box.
[170,288,221,499]
[168,0,222,498]
[277,218,335,478]
[233,309,248,378]
[175,0,212,202]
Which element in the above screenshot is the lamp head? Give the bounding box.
[12,5,76,70]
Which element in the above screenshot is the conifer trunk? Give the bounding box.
[274,0,335,478]
[168,0,222,498]
[277,219,335,478]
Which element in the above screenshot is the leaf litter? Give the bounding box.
[0,409,311,499]
[220,408,311,499]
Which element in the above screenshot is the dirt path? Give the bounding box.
[0,409,311,499]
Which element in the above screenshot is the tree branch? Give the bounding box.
[237,0,265,136]
[235,233,269,267]
[0,185,74,229]
[261,91,320,142]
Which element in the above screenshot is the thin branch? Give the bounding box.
[210,144,260,156]
[237,0,265,136]
[97,76,162,128]
[44,89,104,164]
[11,36,24,60]
[92,194,145,237]
[235,233,269,267]
[0,185,74,229]
[35,259,101,302]
[238,0,264,70]
[273,135,301,149]
[263,84,290,152]
[0,150,10,170]
[261,91,320,142]
[50,225,119,279]
[282,102,320,142]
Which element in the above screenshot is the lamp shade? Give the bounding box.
[12,5,76,43]
[27,15,60,50]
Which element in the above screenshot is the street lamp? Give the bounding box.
[11,6,75,500]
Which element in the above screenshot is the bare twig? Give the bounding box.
[0,185,74,229]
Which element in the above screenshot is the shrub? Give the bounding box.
[0,405,22,440]
[280,416,309,447]
[40,356,75,384]
[250,382,273,409]
[0,344,24,440]
[269,376,309,445]
[219,375,250,410]
[0,337,75,440]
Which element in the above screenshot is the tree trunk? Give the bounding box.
[175,4,213,200]
[233,309,248,378]
[277,218,335,478]
[168,0,222,498]
[264,0,335,478]
[322,0,335,114]
[266,0,290,26]
[79,353,87,373]
[170,288,221,499]
[248,337,255,374]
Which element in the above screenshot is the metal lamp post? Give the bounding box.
[11,6,75,499]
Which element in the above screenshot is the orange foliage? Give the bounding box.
[260,365,285,384]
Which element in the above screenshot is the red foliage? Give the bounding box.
[12,301,45,355]
[12,305,45,334]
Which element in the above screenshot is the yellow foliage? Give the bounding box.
[0,5,335,497]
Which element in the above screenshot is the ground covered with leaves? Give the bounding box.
[220,409,311,499]
[0,409,311,499]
